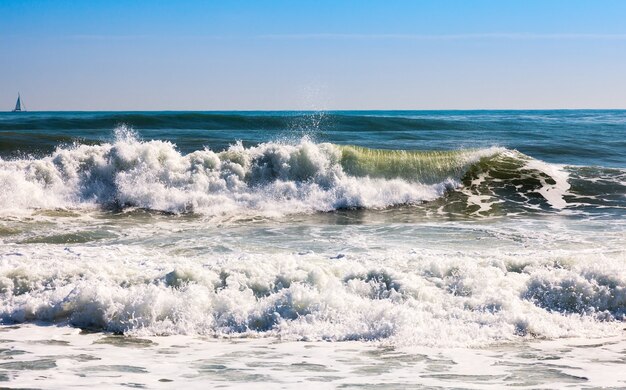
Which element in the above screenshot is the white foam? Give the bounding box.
[0,128,476,217]
[463,171,503,215]
[4,324,626,389]
[522,157,571,209]
[1,239,623,347]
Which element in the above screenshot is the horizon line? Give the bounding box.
[4,108,626,113]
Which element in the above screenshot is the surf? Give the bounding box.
[0,126,622,218]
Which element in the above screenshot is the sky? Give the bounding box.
[1,0,626,110]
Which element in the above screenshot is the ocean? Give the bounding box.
[0,110,625,388]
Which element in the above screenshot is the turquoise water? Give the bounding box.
[0,111,625,387]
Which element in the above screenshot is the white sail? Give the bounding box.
[12,94,22,112]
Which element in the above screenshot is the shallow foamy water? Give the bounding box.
[2,324,626,389]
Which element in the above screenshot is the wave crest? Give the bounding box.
[1,128,498,216]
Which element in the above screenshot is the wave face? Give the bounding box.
[0,127,505,216]
[1,126,623,218]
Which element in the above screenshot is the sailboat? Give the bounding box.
[12,93,24,112]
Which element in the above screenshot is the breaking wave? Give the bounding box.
[1,244,624,346]
[0,126,621,218]
[0,127,499,215]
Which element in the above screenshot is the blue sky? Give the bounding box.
[2,0,626,110]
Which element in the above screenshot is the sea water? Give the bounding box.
[0,111,625,388]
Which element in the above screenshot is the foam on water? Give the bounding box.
[3,324,626,389]
[1,126,596,220]
[1,236,623,347]
[522,156,571,210]
[1,127,505,217]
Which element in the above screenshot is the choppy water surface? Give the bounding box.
[0,111,625,388]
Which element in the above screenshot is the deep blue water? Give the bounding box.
[1,110,625,167]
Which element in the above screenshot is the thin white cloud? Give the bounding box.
[258,33,626,41]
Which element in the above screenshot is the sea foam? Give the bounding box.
[1,242,623,347]
[0,127,501,216]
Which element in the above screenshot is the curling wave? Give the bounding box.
[0,127,504,216]
[2,126,620,218]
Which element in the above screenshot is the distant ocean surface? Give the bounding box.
[0,111,625,388]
